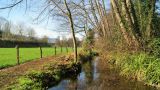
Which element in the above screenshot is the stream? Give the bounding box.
[49,57,157,90]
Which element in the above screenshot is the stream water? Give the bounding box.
[49,57,157,90]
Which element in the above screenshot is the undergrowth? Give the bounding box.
[108,51,160,86]
[8,62,81,90]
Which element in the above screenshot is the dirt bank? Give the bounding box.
[0,54,76,89]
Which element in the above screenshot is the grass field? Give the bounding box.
[0,47,74,68]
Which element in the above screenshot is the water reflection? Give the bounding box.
[49,57,157,90]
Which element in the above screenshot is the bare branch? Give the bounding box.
[0,0,24,9]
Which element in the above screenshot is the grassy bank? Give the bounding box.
[105,51,160,87]
[0,47,73,69]
[2,52,93,90]
[0,54,82,90]
[9,61,81,90]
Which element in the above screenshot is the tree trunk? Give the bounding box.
[121,0,140,47]
[64,0,78,63]
[94,0,107,38]
[146,0,156,39]
[111,0,131,46]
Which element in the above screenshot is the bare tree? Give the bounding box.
[41,35,48,43]
[2,22,13,40]
[45,0,83,62]
[27,27,36,41]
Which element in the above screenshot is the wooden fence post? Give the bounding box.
[66,46,68,53]
[40,46,42,58]
[16,45,20,65]
[55,46,57,55]
[72,47,74,51]
[61,46,62,53]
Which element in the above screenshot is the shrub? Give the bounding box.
[82,29,94,53]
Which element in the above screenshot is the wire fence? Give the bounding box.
[0,45,74,68]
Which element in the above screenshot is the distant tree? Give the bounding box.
[67,38,73,47]
[2,22,13,40]
[15,23,25,41]
[41,35,48,43]
[27,28,36,41]
[0,30,2,38]
[67,37,81,47]
[55,36,61,46]
[59,36,67,47]
[0,21,3,38]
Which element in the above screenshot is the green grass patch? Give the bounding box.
[108,51,160,86]
[0,47,74,69]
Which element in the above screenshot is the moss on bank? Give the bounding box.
[105,51,160,87]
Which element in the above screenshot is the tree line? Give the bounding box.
[0,17,49,43]
[55,36,82,47]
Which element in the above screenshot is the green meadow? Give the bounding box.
[0,47,74,68]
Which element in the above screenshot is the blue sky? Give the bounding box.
[0,0,110,39]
